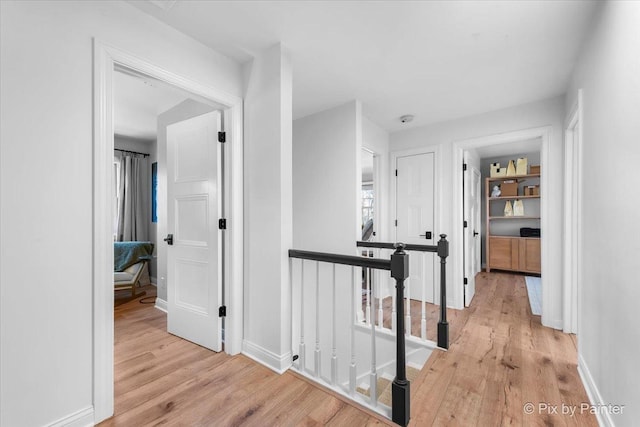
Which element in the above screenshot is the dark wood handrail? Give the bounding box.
[288,249,391,271]
[357,240,438,253]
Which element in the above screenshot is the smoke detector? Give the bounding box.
[400,115,414,124]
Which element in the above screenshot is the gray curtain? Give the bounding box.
[115,152,150,242]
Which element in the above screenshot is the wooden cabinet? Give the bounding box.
[488,236,540,274]
[486,173,541,274]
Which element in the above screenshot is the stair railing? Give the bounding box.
[289,243,412,426]
[357,234,450,349]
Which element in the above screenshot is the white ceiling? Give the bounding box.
[476,137,540,159]
[114,69,189,140]
[127,0,597,132]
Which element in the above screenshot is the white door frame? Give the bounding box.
[390,146,441,303]
[451,127,550,315]
[93,40,243,423]
[563,90,583,334]
[361,147,379,239]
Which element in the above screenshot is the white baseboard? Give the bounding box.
[242,340,291,374]
[578,353,614,427]
[46,406,94,427]
[154,297,167,313]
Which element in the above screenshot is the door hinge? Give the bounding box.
[395,219,398,227]
[218,131,226,143]
[395,169,398,176]
[464,278,468,285]
[219,218,227,229]
[463,163,467,171]
[463,220,468,228]
[219,306,227,317]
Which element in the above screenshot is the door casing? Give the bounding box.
[93,40,243,423]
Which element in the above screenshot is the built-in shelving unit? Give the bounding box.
[486,172,541,274]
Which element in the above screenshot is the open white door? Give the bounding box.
[463,153,481,307]
[166,111,222,352]
[396,152,435,304]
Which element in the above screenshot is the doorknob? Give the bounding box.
[164,234,173,245]
[419,231,432,239]
[473,231,479,237]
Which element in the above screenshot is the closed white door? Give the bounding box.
[464,160,481,307]
[396,152,435,304]
[166,111,222,352]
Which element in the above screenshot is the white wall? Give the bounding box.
[293,101,361,253]
[242,44,293,372]
[155,100,218,302]
[0,1,242,425]
[390,95,565,326]
[566,2,640,425]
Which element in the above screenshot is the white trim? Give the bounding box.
[93,40,244,423]
[578,354,614,427]
[451,127,552,320]
[389,146,442,305]
[242,340,292,374]
[46,406,94,427]
[563,90,583,334]
[154,297,168,313]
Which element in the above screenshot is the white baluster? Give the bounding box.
[370,275,378,406]
[406,273,411,337]
[299,260,305,371]
[314,261,321,378]
[331,264,337,385]
[376,249,383,329]
[421,252,427,340]
[350,266,356,396]
[365,266,371,325]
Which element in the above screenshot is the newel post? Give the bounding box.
[390,243,410,427]
[437,234,449,349]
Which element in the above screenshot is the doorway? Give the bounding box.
[452,127,551,318]
[93,41,243,422]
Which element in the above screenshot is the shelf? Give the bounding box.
[486,173,540,182]
[489,195,540,201]
[489,216,540,220]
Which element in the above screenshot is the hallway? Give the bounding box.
[102,272,596,426]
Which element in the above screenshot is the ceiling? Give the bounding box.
[114,69,189,140]
[476,137,540,159]
[127,0,598,132]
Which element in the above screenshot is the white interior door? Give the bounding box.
[396,152,435,304]
[166,111,222,352]
[464,158,481,307]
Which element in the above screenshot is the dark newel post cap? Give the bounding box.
[393,242,406,253]
[391,242,409,281]
[437,234,449,258]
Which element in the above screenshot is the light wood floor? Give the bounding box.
[100,273,597,426]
